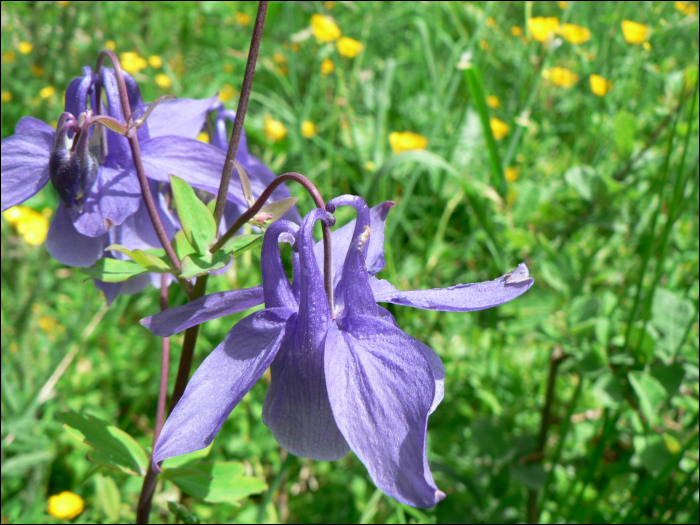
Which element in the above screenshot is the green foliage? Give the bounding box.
[170,175,217,255]
[1,1,698,524]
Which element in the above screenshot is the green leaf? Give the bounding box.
[180,251,231,279]
[222,234,264,256]
[163,462,267,505]
[564,165,599,202]
[511,464,547,490]
[628,371,667,426]
[462,64,506,197]
[170,175,216,255]
[105,244,170,272]
[632,434,673,475]
[650,363,685,396]
[167,501,201,524]
[254,197,299,225]
[614,111,638,157]
[79,258,149,283]
[162,443,213,470]
[172,230,197,260]
[93,473,121,522]
[0,450,54,477]
[592,372,625,407]
[57,411,148,475]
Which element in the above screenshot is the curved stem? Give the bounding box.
[210,172,334,313]
[212,1,269,227]
[96,49,133,121]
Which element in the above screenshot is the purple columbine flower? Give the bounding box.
[142,196,534,508]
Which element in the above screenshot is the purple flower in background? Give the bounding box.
[143,196,534,508]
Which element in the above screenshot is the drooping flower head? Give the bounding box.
[144,196,534,508]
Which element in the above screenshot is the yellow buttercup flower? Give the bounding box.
[2,50,17,63]
[39,86,56,99]
[1,91,11,102]
[389,131,428,153]
[3,206,50,245]
[311,14,341,43]
[528,17,559,43]
[325,1,336,9]
[38,315,59,334]
[479,40,489,50]
[557,1,569,8]
[273,52,288,65]
[219,83,238,102]
[320,58,335,77]
[235,12,251,26]
[264,115,287,142]
[486,17,497,28]
[18,41,33,55]
[621,20,649,44]
[57,1,71,7]
[510,26,524,36]
[148,55,163,69]
[120,51,148,74]
[643,41,652,51]
[155,74,172,88]
[489,118,509,140]
[504,167,520,182]
[559,23,591,45]
[548,67,579,88]
[486,95,500,109]
[301,120,319,138]
[337,37,363,58]
[590,74,613,97]
[105,40,116,51]
[47,491,84,520]
[196,131,209,143]
[675,1,698,15]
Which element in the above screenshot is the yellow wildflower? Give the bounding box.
[18,42,33,55]
[38,315,59,334]
[557,1,569,9]
[364,160,376,172]
[479,40,489,50]
[30,64,45,77]
[486,17,497,28]
[273,52,288,65]
[486,95,500,109]
[1,91,12,102]
[389,131,428,153]
[105,40,116,51]
[311,14,341,43]
[548,67,579,88]
[120,51,148,74]
[504,167,520,182]
[223,63,234,73]
[2,50,17,63]
[301,120,319,138]
[675,1,698,15]
[590,74,613,97]
[148,55,163,69]
[219,83,237,102]
[528,17,559,43]
[621,20,649,44]
[47,492,84,520]
[196,131,209,143]
[264,115,288,142]
[3,206,50,245]
[337,37,364,58]
[559,23,591,45]
[235,12,251,26]
[325,1,335,9]
[643,41,652,51]
[155,74,172,88]
[57,1,71,6]
[320,58,335,77]
[489,118,509,140]
[510,26,524,36]
[39,86,56,99]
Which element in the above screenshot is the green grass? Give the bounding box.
[1,1,699,523]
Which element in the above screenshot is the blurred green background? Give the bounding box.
[1,1,698,523]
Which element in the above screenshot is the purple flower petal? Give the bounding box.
[145,96,218,140]
[15,116,55,135]
[71,165,141,237]
[263,208,349,461]
[261,221,299,309]
[153,307,294,467]
[1,128,53,211]
[313,201,395,286]
[46,205,106,267]
[140,136,246,205]
[100,69,131,169]
[371,263,535,311]
[94,273,151,306]
[325,315,445,508]
[141,286,264,337]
